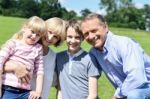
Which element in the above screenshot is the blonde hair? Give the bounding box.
[45,17,66,47]
[13,16,46,40]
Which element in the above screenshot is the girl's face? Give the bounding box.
[22,28,41,45]
[66,27,82,55]
[42,30,60,46]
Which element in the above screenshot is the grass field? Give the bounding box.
[0,16,150,99]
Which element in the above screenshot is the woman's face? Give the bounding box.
[42,30,60,46]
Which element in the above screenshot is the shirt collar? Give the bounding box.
[67,49,84,58]
[100,31,113,53]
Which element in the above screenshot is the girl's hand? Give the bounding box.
[28,91,41,99]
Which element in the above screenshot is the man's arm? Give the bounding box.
[87,76,98,99]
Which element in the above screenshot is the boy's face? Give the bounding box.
[66,27,82,55]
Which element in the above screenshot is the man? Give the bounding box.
[81,13,150,99]
[56,20,99,99]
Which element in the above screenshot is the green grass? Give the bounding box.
[0,16,150,99]
[0,16,25,45]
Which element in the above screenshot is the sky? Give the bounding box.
[58,0,150,15]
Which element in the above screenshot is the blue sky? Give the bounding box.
[59,0,150,15]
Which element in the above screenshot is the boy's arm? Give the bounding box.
[87,76,98,99]
[56,78,62,99]
[57,89,62,99]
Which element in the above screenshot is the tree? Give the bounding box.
[17,0,40,17]
[99,0,133,13]
[80,8,91,17]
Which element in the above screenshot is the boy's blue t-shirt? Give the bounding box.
[56,49,100,99]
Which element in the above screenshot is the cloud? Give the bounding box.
[58,0,67,5]
[134,3,144,9]
[95,9,107,16]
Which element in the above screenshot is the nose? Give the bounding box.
[88,32,95,40]
[48,34,53,40]
[70,37,76,43]
[32,34,36,38]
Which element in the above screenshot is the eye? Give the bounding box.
[48,31,52,34]
[91,29,97,33]
[31,30,34,34]
[83,32,89,38]
[75,36,80,40]
[53,35,59,40]
[67,35,72,39]
[36,33,40,37]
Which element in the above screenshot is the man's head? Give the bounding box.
[81,13,108,51]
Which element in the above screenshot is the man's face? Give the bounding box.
[81,18,108,50]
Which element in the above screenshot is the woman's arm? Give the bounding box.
[3,60,30,84]
[87,76,98,99]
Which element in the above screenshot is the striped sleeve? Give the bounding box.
[0,39,15,69]
[34,45,44,75]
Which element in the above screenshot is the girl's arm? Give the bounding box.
[29,74,43,99]
[87,76,98,99]
[29,45,44,99]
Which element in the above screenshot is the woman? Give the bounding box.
[3,17,66,99]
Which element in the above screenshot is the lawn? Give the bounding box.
[0,16,150,99]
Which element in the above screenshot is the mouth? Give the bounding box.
[89,36,99,45]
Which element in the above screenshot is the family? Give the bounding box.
[0,13,150,99]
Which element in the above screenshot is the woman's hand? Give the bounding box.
[4,60,31,84]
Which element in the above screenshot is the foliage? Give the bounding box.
[0,0,78,20]
[80,8,92,17]
[99,0,150,30]
[0,0,149,30]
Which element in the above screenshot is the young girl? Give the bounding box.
[3,17,66,99]
[0,16,46,99]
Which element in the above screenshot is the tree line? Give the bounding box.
[0,0,77,20]
[0,0,150,30]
